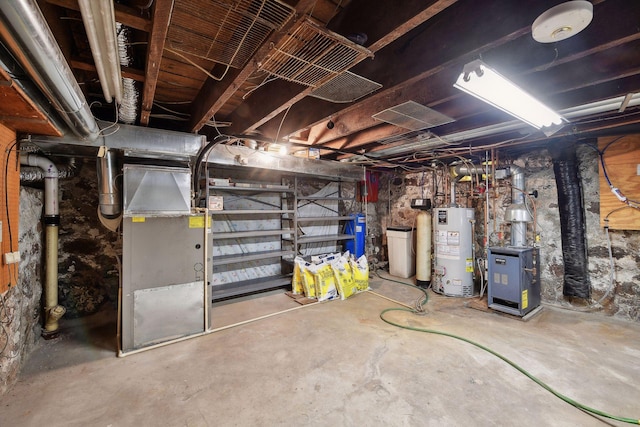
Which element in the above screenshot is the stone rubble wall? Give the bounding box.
[0,187,44,395]
[371,146,640,322]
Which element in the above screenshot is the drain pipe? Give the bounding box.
[20,153,65,337]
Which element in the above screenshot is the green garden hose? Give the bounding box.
[374,271,639,425]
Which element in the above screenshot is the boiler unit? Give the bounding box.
[433,207,475,296]
[488,247,540,316]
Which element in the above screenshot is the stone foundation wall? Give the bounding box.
[373,146,640,322]
[0,187,44,395]
[57,159,120,318]
[1,159,121,396]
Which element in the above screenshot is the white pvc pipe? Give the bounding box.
[20,153,65,334]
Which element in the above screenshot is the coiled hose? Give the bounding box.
[374,270,639,425]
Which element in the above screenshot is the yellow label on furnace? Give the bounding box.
[188,216,210,228]
[131,217,146,223]
[522,290,529,309]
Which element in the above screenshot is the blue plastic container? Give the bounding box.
[345,213,366,257]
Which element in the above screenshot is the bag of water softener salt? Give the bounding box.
[291,257,306,295]
[332,254,357,300]
[311,252,340,264]
[308,261,339,302]
[301,261,317,298]
[351,254,370,292]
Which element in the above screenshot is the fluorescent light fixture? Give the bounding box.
[454,60,564,134]
[78,0,123,104]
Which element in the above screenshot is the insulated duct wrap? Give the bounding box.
[20,158,77,182]
[550,143,590,299]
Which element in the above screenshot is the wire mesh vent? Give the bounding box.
[309,71,382,103]
[259,19,373,88]
[372,101,454,131]
[167,0,295,69]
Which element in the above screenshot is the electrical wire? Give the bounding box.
[164,47,230,82]
[4,139,20,289]
[274,105,293,144]
[591,136,640,207]
[374,271,640,425]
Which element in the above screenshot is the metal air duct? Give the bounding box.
[97,149,121,219]
[0,0,99,140]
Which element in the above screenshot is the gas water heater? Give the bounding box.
[433,207,475,296]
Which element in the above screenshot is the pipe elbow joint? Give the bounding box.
[44,305,66,331]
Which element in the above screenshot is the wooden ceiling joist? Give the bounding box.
[187,0,317,133]
[226,0,458,137]
[44,0,152,32]
[139,0,174,126]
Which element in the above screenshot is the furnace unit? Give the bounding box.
[488,247,540,316]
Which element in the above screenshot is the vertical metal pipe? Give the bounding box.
[97,149,121,218]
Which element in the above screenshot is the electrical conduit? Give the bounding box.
[20,153,65,336]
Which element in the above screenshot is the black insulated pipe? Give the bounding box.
[549,141,590,299]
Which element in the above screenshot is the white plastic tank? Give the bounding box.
[415,210,432,287]
[386,226,415,278]
[432,207,475,296]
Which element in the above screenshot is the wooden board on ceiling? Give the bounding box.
[0,124,19,293]
[599,134,640,230]
[0,69,62,137]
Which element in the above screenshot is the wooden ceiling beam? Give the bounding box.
[44,0,152,32]
[258,0,565,140]
[283,0,640,151]
[188,0,317,133]
[139,0,173,126]
[70,58,145,82]
[225,0,456,136]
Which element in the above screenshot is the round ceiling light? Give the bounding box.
[532,1,594,43]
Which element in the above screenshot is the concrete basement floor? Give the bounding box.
[3,273,640,427]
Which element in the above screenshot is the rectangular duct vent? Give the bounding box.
[310,71,382,103]
[167,0,295,69]
[372,101,454,131]
[259,19,373,88]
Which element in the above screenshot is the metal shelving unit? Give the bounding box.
[207,176,296,300]
[286,176,357,256]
